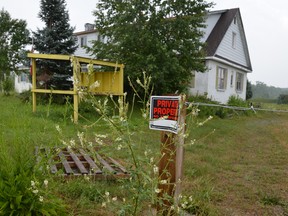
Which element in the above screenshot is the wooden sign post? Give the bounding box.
[149,95,186,214]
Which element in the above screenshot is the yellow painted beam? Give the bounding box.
[27,53,70,61]
[32,89,76,95]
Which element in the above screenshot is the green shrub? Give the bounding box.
[277,94,288,104]
[0,144,66,215]
[2,77,14,95]
[187,94,227,118]
[227,95,248,107]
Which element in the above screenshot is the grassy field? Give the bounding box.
[0,94,288,215]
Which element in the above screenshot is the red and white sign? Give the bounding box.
[149,96,180,134]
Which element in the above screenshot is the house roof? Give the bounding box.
[205,8,252,71]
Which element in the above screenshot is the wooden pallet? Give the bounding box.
[35,147,129,180]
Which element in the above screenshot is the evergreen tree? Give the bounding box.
[246,80,253,100]
[0,9,29,85]
[33,0,77,75]
[90,0,213,95]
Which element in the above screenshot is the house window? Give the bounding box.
[230,72,234,87]
[233,17,237,25]
[232,32,237,49]
[236,72,243,92]
[80,36,87,47]
[216,67,227,90]
[18,73,28,82]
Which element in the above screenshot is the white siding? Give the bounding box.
[74,32,98,58]
[189,59,247,104]
[14,72,32,93]
[215,14,248,67]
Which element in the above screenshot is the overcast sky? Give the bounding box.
[1,0,288,88]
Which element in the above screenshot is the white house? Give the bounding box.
[73,23,102,58]
[14,66,32,93]
[74,8,252,104]
[189,8,252,103]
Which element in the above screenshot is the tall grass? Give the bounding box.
[1,94,288,215]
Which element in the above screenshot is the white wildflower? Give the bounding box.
[150,157,154,163]
[31,181,35,187]
[112,197,117,201]
[69,139,76,147]
[39,196,43,202]
[115,137,122,142]
[153,165,158,174]
[105,191,110,197]
[142,112,147,119]
[144,151,148,156]
[160,179,167,184]
[95,134,107,138]
[198,122,203,126]
[136,78,141,85]
[190,139,196,145]
[101,202,106,208]
[43,179,48,187]
[89,80,100,90]
[117,144,123,150]
[32,189,39,194]
[155,188,162,194]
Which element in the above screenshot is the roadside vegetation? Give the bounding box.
[1,93,288,215]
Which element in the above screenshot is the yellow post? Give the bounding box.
[73,94,78,123]
[31,58,37,112]
[72,56,79,123]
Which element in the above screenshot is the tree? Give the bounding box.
[33,0,77,76]
[246,80,253,100]
[0,8,29,90]
[91,0,213,95]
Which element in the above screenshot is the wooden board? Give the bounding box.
[35,147,129,180]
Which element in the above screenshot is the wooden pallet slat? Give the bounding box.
[67,148,88,174]
[96,152,116,174]
[108,157,128,174]
[58,151,74,174]
[79,148,102,174]
[35,147,129,179]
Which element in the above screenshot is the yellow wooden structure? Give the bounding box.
[28,53,124,123]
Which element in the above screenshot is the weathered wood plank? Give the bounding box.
[108,157,128,174]
[58,151,74,174]
[67,149,88,174]
[96,153,116,173]
[79,149,102,174]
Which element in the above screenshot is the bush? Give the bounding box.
[227,95,248,107]
[0,144,66,215]
[187,94,227,118]
[277,94,288,104]
[2,77,14,95]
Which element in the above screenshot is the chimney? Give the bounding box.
[85,23,95,31]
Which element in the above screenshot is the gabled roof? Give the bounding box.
[205,8,252,71]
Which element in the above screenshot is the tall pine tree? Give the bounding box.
[33,0,77,76]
